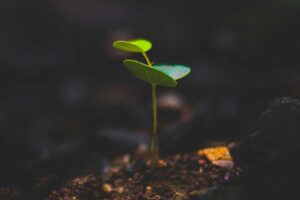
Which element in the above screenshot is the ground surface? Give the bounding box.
[47,149,241,200]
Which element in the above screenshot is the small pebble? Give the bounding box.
[224,172,230,181]
[212,160,234,169]
[175,154,181,161]
[110,167,120,174]
[136,144,148,157]
[198,159,206,165]
[153,195,161,199]
[199,167,204,173]
[146,186,152,191]
[116,187,124,194]
[102,184,112,193]
[158,160,167,168]
[146,160,152,167]
[123,155,130,165]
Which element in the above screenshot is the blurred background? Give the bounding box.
[0,0,299,191]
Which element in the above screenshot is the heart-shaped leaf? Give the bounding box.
[113,39,152,53]
[123,59,177,87]
[153,64,191,80]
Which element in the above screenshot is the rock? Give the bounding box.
[231,97,300,200]
[232,97,300,165]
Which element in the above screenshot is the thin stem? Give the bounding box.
[151,83,159,166]
[142,52,152,66]
[142,51,159,167]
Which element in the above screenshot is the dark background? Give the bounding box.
[0,0,299,188]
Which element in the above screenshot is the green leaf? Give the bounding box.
[113,39,152,53]
[153,64,191,80]
[123,59,177,87]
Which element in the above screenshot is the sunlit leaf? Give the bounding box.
[113,39,152,53]
[153,64,191,80]
[123,59,177,87]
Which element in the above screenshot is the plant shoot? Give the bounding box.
[113,38,191,167]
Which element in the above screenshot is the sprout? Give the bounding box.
[113,38,191,167]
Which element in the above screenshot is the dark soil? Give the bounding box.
[47,151,241,200]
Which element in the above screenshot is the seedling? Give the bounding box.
[113,38,190,167]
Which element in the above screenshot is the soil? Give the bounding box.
[46,151,241,200]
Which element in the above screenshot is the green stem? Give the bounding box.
[142,52,159,167]
[142,52,152,66]
[151,83,159,166]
